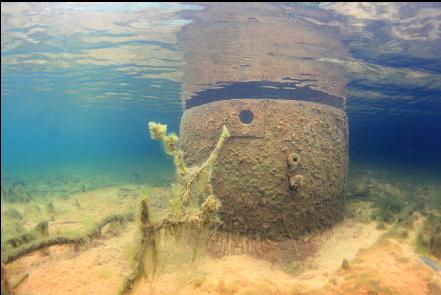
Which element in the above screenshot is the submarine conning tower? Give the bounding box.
[178,3,349,240]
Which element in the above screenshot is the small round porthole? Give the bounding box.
[239,110,254,124]
[292,154,299,163]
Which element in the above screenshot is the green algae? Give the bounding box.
[119,122,229,294]
[416,213,441,259]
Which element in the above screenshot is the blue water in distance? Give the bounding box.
[1,62,182,179]
[1,2,441,184]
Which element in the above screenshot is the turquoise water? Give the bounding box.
[1,3,194,182]
[1,2,440,188]
[1,3,441,295]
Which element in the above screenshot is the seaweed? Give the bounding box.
[346,175,441,257]
[1,185,32,203]
[2,122,228,294]
[1,213,134,264]
[346,176,429,224]
[75,199,81,209]
[118,199,157,294]
[6,233,36,250]
[4,208,23,220]
[1,219,26,253]
[119,194,222,294]
[35,221,49,238]
[46,203,56,216]
[148,121,229,209]
[416,213,441,259]
[35,220,50,256]
[371,195,403,223]
[118,122,228,294]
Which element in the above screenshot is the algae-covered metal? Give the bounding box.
[178,3,349,240]
[180,99,348,240]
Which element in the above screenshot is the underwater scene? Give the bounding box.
[1,2,441,295]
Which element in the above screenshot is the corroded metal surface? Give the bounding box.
[178,3,350,240]
[180,99,348,240]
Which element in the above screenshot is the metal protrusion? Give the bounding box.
[289,175,303,190]
[287,152,300,168]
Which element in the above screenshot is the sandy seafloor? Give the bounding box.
[2,2,441,294]
[1,161,441,295]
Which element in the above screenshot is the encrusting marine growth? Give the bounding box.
[118,122,229,294]
[148,121,229,207]
[180,99,349,240]
[1,121,229,295]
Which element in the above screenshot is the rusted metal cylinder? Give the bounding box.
[178,3,350,240]
[180,98,348,240]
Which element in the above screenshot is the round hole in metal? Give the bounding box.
[239,110,254,124]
